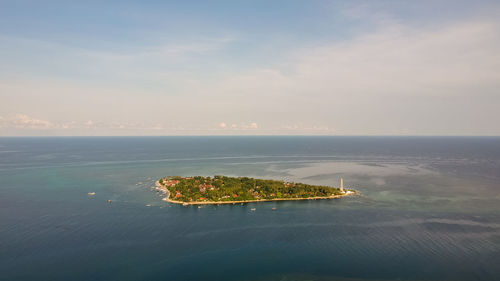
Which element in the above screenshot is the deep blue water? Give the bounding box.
[1,136,499,281]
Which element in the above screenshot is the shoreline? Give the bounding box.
[155,181,356,205]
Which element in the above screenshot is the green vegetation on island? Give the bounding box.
[156,175,353,204]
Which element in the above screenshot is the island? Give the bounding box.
[155,175,355,205]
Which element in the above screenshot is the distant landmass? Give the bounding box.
[155,176,355,205]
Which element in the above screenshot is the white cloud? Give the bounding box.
[78,37,234,67]
[1,16,500,135]
[292,21,500,97]
[198,18,500,135]
[217,122,258,130]
[1,114,55,129]
[84,120,94,127]
[282,123,331,132]
[214,19,500,101]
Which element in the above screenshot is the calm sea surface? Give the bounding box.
[1,136,499,281]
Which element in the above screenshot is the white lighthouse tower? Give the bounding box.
[340,177,344,193]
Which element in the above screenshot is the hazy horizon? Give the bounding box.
[2,0,500,136]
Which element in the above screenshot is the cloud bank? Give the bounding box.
[1,3,499,136]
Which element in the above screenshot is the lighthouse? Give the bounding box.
[340,177,344,193]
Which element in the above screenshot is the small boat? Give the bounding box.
[198,206,202,209]
[182,203,189,206]
[88,192,96,196]
[272,207,276,210]
[107,200,112,203]
[145,204,151,207]
[251,208,256,211]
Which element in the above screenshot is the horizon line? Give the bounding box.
[1,135,499,138]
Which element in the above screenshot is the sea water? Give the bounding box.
[0,136,499,281]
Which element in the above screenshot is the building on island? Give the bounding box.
[340,177,344,193]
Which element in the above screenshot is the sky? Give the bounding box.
[1,0,499,136]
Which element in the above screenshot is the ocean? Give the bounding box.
[0,136,499,281]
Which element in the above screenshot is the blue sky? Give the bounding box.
[1,0,499,135]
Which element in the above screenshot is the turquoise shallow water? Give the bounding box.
[0,136,499,281]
